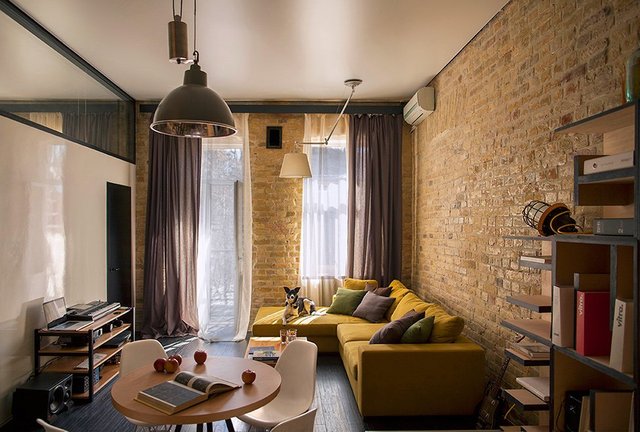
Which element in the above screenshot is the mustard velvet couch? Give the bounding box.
[251,280,485,417]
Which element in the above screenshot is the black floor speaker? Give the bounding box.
[12,372,73,422]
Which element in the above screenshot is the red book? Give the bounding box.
[576,291,611,356]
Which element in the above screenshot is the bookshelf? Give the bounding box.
[550,101,638,431]
[34,307,134,401]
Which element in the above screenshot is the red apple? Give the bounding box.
[153,357,167,373]
[169,354,183,365]
[242,369,256,385]
[164,357,179,373]
[194,350,207,365]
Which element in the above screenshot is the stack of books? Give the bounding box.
[248,346,280,362]
[508,341,550,360]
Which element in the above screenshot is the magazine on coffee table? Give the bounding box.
[135,372,241,415]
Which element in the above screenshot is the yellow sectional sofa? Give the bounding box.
[251,280,485,417]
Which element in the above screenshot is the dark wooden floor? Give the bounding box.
[1,337,475,432]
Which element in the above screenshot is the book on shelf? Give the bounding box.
[519,255,551,264]
[135,371,241,415]
[610,298,633,373]
[508,341,550,359]
[74,353,108,369]
[576,291,611,356]
[589,390,633,431]
[552,285,575,347]
[248,346,280,361]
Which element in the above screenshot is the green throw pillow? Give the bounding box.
[326,287,367,315]
[401,315,435,343]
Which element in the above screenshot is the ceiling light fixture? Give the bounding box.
[151,0,236,138]
[168,0,189,64]
[279,79,362,178]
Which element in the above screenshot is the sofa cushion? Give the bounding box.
[341,340,369,379]
[370,311,425,344]
[365,284,392,297]
[384,280,412,320]
[425,304,465,343]
[353,291,395,322]
[390,292,431,321]
[337,323,385,345]
[401,315,435,344]
[344,278,378,290]
[252,306,370,337]
[327,288,367,315]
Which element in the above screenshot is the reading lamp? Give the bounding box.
[522,200,580,236]
[279,79,362,178]
[151,0,236,138]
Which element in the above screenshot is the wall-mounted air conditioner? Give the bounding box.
[403,87,435,126]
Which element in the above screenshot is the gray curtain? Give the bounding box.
[346,114,402,286]
[62,112,119,154]
[142,130,202,338]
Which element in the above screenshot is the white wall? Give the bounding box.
[0,117,135,424]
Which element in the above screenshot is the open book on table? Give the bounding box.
[135,371,241,415]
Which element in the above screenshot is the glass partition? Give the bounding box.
[0,7,135,162]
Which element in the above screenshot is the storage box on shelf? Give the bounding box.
[501,235,552,430]
[551,101,638,431]
[35,307,134,401]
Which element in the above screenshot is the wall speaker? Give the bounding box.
[13,373,73,422]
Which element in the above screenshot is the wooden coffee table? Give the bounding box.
[244,337,308,366]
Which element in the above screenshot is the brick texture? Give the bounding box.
[135,112,412,328]
[412,0,640,393]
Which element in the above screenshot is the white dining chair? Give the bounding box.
[270,408,317,432]
[237,339,318,430]
[119,339,172,432]
[36,419,68,432]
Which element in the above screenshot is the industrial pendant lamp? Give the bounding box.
[151,0,236,138]
[279,79,362,178]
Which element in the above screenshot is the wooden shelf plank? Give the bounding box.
[507,295,552,313]
[554,346,635,387]
[39,324,131,355]
[72,364,119,399]
[40,346,124,373]
[519,256,552,270]
[554,234,637,246]
[555,103,634,134]
[505,348,550,366]
[502,319,551,346]
[502,388,548,411]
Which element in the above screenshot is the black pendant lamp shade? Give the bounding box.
[151,64,236,138]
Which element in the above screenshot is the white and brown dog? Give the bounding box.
[282,286,316,325]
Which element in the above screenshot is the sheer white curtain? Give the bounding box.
[300,114,349,306]
[197,114,252,341]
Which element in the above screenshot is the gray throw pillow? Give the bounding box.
[352,291,395,322]
[370,310,425,344]
[364,283,392,297]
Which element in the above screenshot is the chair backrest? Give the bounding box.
[274,339,318,413]
[271,408,317,432]
[119,339,167,376]
[36,418,68,432]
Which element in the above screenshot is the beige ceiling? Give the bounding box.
[12,0,508,102]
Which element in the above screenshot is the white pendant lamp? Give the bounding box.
[279,79,362,179]
[150,0,236,138]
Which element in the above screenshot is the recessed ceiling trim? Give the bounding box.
[0,0,134,102]
[139,102,404,115]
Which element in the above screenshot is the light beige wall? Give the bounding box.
[0,117,134,425]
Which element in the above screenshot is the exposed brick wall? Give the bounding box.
[412,0,640,391]
[135,112,413,327]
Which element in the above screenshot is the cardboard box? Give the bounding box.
[610,298,633,373]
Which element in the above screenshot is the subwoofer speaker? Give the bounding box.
[12,373,73,422]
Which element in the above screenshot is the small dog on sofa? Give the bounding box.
[282,286,316,325]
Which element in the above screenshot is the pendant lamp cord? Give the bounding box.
[192,0,198,64]
[172,0,183,19]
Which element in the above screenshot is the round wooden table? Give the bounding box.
[111,356,281,430]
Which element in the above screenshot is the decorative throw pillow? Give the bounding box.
[401,315,435,343]
[326,288,367,315]
[344,278,379,290]
[364,283,392,297]
[353,291,395,322]
[369,310,425,344]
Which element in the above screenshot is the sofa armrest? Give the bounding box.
[356,342,485,416]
